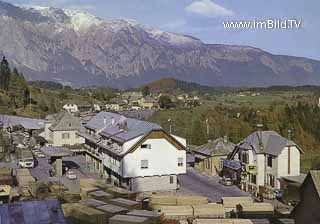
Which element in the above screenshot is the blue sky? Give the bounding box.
[8,0,320,60]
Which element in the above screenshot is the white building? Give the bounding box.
[225,131,303,197]
[78,112,186,192]
[62,104,79,114]
[44,111,84,147]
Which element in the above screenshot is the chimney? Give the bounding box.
[288,129,292,140]
[256,123,264,152]
[104,118,107,126]
[111,117,115,125]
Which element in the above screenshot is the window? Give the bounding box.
[267,155,273,167]
[250,174,257,184]
[141,160,148,169]
[267,174,275,187]
[170,176,174,184]
[62,133,70,139]
[178,157,183,167]
[205,159,210,169]
[241,151,249,164]
[141,144,151,149]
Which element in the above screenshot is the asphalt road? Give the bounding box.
[29,155,97,193]
[178,168,249,202]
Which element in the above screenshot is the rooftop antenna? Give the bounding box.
[256,123,264,152]
[288,129,292,140]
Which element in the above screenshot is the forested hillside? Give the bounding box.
[0,57,115,118]
[149,102,320,172]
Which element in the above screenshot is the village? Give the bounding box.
[0,89,315,224]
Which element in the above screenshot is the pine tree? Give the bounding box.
[0,56,11,91]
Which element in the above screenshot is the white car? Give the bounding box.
[66,171,77,180]
[36,153,45,158]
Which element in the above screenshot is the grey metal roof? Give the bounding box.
[40,146,71,157]
[194,137,235,156]
[281,174,307,185]
[85,112,162,143]
[0,114,45,130]
[49,111,81,131]
[238,131,301,156]
[310,170,320,198]
[0,199,66,224]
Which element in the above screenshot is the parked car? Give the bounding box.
[66,171,77,180]
[36,153,45,158]
[219,177,233,186]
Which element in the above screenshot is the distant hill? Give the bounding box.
[141,78,220,95]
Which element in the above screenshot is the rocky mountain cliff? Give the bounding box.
[0,1,319,88]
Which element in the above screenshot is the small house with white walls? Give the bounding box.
[224,131,303,198]
[44,111,84,147]
[63,104,79,114]
[78,111,186,192]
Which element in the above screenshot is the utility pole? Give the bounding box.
[288,129,292,175]
[206,118,210,136]
[168,118,172,134]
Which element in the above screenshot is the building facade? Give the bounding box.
[44,111,84,147]
[193,137,235,176]
[225,131,302,197]
[78,112,186,192]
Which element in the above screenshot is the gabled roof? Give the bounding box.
[49,111,81,131]
[0,114,45,130]
[237,131,302,156]
[85,112,162,143]
[194,137,235,156]
[310,170,320,198]
[0,199,66,224]
[81,112,185,157]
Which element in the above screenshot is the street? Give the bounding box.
[178,168,249,202]
[29,155,98,193]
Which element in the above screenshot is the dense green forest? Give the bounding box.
[0,57,115,118]
[149,102,320,172]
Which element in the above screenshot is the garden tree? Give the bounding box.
[190,118,207,145]
[159,95,172,109]
[0,56,11,91]
[8,68,29,108]
[141,86,150,96]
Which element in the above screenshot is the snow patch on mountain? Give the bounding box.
[145,27,202,46]
[63,9,103,31]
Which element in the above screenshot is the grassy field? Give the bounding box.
[210,91,314,109]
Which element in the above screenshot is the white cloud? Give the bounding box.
[185,0,234,17]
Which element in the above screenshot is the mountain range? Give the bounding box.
[0,1,319,89]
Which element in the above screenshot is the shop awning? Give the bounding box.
[222,159,241,170]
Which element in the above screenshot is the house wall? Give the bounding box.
[131,175,178,192]
[122,138,186,178]
[52,130,84,147]
[294,177,320,224]
[195,155,226,176]
[278,146,300,177]
[233,146,301,191]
